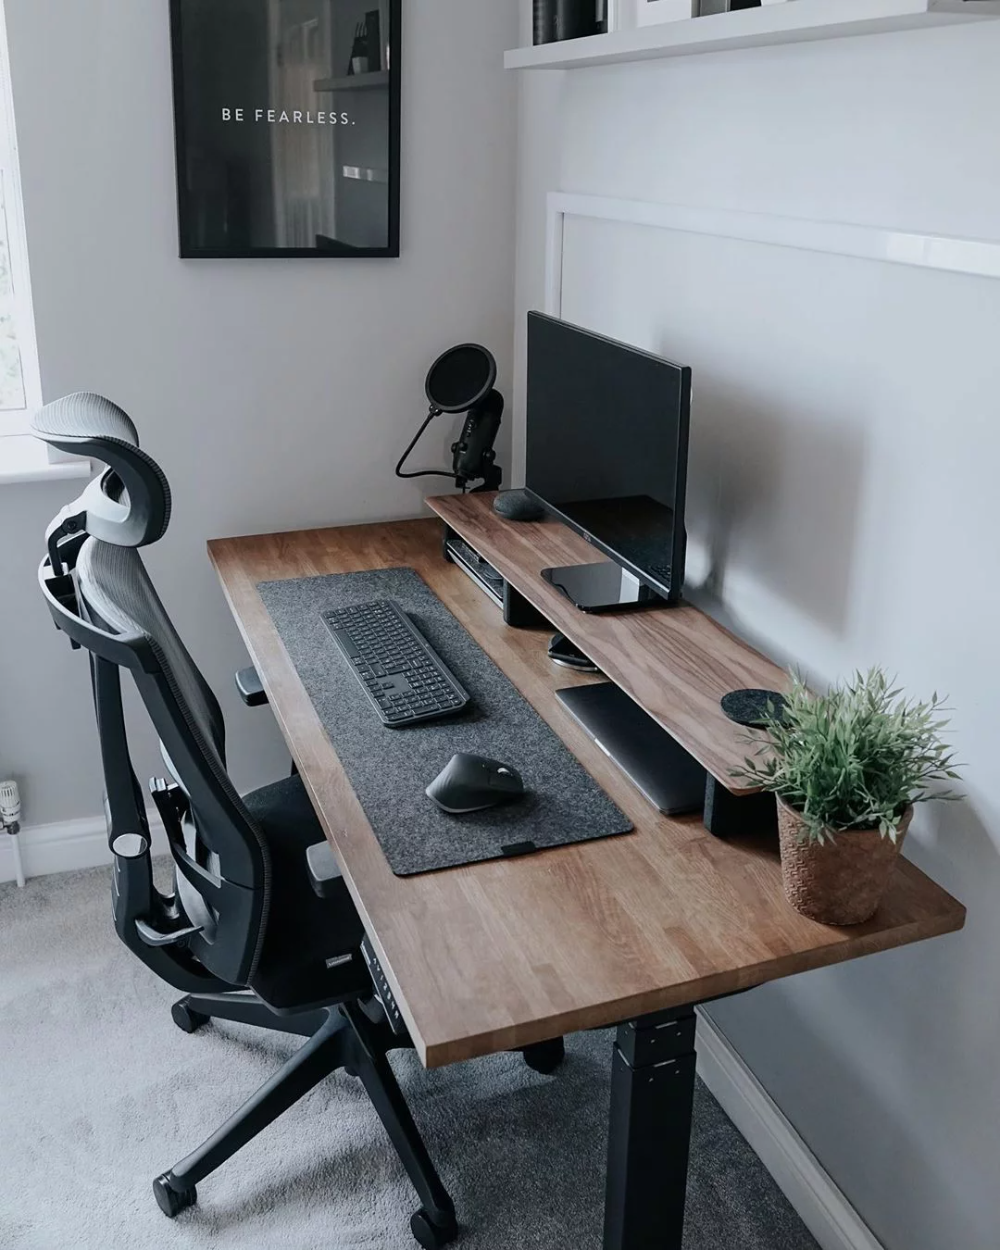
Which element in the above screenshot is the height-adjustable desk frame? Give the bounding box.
[209,494,964,1250]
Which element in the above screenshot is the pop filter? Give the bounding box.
[425,344,497,414]
[396,343,504,492]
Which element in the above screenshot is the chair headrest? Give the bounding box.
[32,393,171,548]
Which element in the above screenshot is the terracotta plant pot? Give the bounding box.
[776,798,913,926]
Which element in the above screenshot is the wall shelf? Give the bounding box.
[504,0,1000,71]
[313,70,390,92]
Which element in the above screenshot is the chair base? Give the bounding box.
[163,991,457,1247]
[152,1172,197,1217]
[411,1206,459,1249]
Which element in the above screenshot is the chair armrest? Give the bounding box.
[235,665,269,707]
[306,841,343,899]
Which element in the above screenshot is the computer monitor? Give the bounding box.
[524,311,692,611]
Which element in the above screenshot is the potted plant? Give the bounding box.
[735,668,960,926]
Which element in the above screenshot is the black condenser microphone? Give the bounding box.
[395,343,504,492]
[452,390,504,490]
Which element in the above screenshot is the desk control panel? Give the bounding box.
[361,936,407,1036]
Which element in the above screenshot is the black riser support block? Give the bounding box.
[703,775,778,839]
[503,582,549,629]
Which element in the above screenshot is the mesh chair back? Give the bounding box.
[32,392,171,550]
[34,396,270,990]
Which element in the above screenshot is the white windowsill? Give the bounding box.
[0,435,91,485]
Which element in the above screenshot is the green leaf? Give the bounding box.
[729,666,962,842]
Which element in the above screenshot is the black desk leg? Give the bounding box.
[603,1007,698,1250]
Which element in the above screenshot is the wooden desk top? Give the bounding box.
[209,509,965,1069]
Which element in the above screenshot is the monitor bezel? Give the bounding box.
[523,311,691,604]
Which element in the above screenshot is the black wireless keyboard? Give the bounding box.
[322,599,471,727]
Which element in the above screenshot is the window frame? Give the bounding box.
[0,0,42,442]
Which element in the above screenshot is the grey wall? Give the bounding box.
[514,11,1000,1250]
[0,0,518,824]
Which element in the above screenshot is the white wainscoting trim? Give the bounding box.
[544,191,1000,315]
[0,813,167,884]
[696,1008,885,1250]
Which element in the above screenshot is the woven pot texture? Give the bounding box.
[776,798,913,926]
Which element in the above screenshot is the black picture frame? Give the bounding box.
[169,0,401,259]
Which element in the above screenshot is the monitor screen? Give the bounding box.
[524,312,691,600]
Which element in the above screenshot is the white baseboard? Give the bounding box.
[695,1008,884,1250]
[0,813,167,885]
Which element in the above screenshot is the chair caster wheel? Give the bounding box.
[153,1173,197,1218]
[171,1000,208,1034]
[410,1207,457,1248]
[523,1036,565,1075]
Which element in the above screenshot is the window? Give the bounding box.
[0,0,40,441]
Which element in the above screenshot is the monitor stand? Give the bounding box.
[541,561,664,613]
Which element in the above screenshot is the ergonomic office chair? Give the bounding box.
[32,394,467,1248]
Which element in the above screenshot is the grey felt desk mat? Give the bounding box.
[256,567,633,876]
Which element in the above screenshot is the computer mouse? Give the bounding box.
[425,753,525,815]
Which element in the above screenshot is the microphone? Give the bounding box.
[395,344,504,492]
[451,390,504,490]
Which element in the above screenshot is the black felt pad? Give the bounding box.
[256,567,633,876]
[720,689,787,729]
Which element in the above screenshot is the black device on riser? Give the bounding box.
[323,599,470,727]
[525,311,692,613]
[444,533,506,607]
[441,525,550,629]
[31,393,464,1249]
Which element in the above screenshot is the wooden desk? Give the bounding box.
[209,501,964,1250]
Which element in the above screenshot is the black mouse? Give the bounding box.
[426,753,525,814]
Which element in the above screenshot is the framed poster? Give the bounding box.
[169,0,401,258]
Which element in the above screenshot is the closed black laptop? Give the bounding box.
[556,682,706,816]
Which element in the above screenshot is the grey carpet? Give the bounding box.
[256,568,631,875]
[0,867,819,1250]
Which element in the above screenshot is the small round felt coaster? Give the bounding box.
[493,490,546,522]
[721,689,788,729]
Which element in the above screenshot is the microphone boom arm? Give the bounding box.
[394,406,454,481]
[395,390,504,492]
